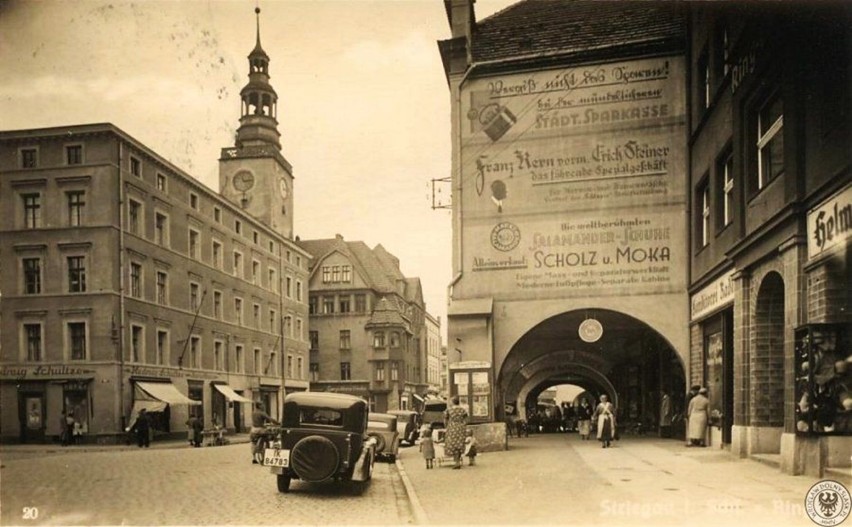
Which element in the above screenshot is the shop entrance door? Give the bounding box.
[233,400,243,433]
[19,394,45,443]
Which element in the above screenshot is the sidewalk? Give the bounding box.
[396,433,825,527]
[0,433,252,456]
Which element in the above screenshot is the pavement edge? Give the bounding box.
[395,458,429,525]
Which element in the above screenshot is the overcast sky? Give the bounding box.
[0,0,516,341]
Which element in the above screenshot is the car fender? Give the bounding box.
[351,438,376,482]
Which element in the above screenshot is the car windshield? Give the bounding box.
[299,408,343,426]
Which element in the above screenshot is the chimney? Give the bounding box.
[335,233,344,240]
[447,0,475,41]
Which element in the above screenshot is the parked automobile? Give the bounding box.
[387,409,420,446]
[421,399,447,429]
[262,392,376,494]
[367,412,400,462]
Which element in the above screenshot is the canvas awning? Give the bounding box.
[213,383,253,403]
[136,381,201,405]
[126,400,168,430]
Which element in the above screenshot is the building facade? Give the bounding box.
[0,10,310,444]
[440,0,690,429]
[686,2,851,475]
[425,313,442,388]
[298,235,435,412]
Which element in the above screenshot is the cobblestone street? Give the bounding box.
[0,442,413,526]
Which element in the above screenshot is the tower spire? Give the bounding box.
[235,2,280,150]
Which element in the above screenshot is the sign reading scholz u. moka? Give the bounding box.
[808,184,851,260]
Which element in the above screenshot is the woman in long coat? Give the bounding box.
[687,387,710,446]
[576,400,593,440]
[592,394,616,448]
[443,396,469,469]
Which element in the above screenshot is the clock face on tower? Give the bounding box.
[279,178,289,199]
[233,170,255,192]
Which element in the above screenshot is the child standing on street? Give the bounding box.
[464,428,478,466]
[419,424,435,469]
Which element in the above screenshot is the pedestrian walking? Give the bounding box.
[687,387,710,447]
[577,399,593,440]
[592,394,616,448]
[419,424,435,469]
[186,414,203,448]
[685,385,701,446]
[128,408,151,448]
[250,402,279,464]
[464,428,478,466]
[443,396,469,469]
[659,391,672,438]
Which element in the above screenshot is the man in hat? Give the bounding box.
[687,387,710,447]
[129,408,151,448]
[250,402,279,464]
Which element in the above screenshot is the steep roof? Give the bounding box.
[367,296,410,329]
[470,0,685,63]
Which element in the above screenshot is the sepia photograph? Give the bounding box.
[0,0,850,526]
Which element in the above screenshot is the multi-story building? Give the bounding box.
[298,235,435,412]
[425,313,442,388]
[686,2,850,476]
[0,8,310,443]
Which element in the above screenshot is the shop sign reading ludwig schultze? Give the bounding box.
[807,184,851,261]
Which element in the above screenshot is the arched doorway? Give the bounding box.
[498,309,687,439]
[749,272,785,451]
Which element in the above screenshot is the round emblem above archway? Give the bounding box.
[579,318,603,343]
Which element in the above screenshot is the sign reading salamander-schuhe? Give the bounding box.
[459,56,687,299]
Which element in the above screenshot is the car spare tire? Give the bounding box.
[290,435,340,483]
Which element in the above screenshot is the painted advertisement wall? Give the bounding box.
[457,56,688,300]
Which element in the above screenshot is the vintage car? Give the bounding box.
[387,409,420,446]
[262,392,376,494]
[421,399,447,428]
[366,412,400,462]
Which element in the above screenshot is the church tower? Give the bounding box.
[219,6,294,239]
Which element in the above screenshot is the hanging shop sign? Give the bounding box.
[0,365,96,381]
[808,184,851,261]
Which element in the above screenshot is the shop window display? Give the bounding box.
[794,324,851,435]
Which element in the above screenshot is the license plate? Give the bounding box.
[263,448,290,468]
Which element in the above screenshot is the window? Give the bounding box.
[341,265,351,283]
[699,181,710,248]
[253,303,260,327]
[295,280,303,302]
[296,318,303,340]
[309,296,317,314]
[213,290,222,319]
[67,256,87,293]
[68,322,87,360]
[268,240,274,253]
[189,336,200,369]
[21,148,37,168]
[130,262,142,297]
[287,355,294,378]
[212,240,223,269]
[269,309,277,332]
[253,231,259,244]
[390,332,400,348]
[156,330,168,365]
[128,200,141,235]
[297,357,303,380]
[310,362,319,381]
[286,276,292,298]
[718,150,734,228]
[235,298,243,325]
[235,219,242,235]
[391,361,399,381]
[156,173,167,191]
[376,362,385,381]
[254,348,261,374]
[355,294,366,313]
[130,325,143,362]
[286,250,292,263]
[756,92,784,189]
[339,296,351,313]
[340,362,351,381]
[698,46,710,111]
[284,315,292,337]
[268,268,276,291]
[130,156,141,177]
[214,341,223,371]
[322,266,330,283]
[714,24,729,79]
[155,212,168,246]
[66,191,85,226]
[323,297,335,314]
[24,323,42,361]
[23,258,41,294]
[235,345,244,373]
[22,193,41,229]
[233,251,243,277]
[156,271,168,304]
[252,260,260,284]
[213,206,221,223]
[373,331,385,348]
[66,145,83,165]
[188,229,200,259]
[296,256,301,268]
[309,331,319,351]
[332,266,340,283]
[339,330,351,350]
[190,282,200,311]
[189,192,199,210]
[269,352,277,376]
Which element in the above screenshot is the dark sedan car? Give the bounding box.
[387,410,420,446]
[367,412,400,462]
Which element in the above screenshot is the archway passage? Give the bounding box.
[499,309,687,439]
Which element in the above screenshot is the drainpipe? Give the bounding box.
[117,139,127,433]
